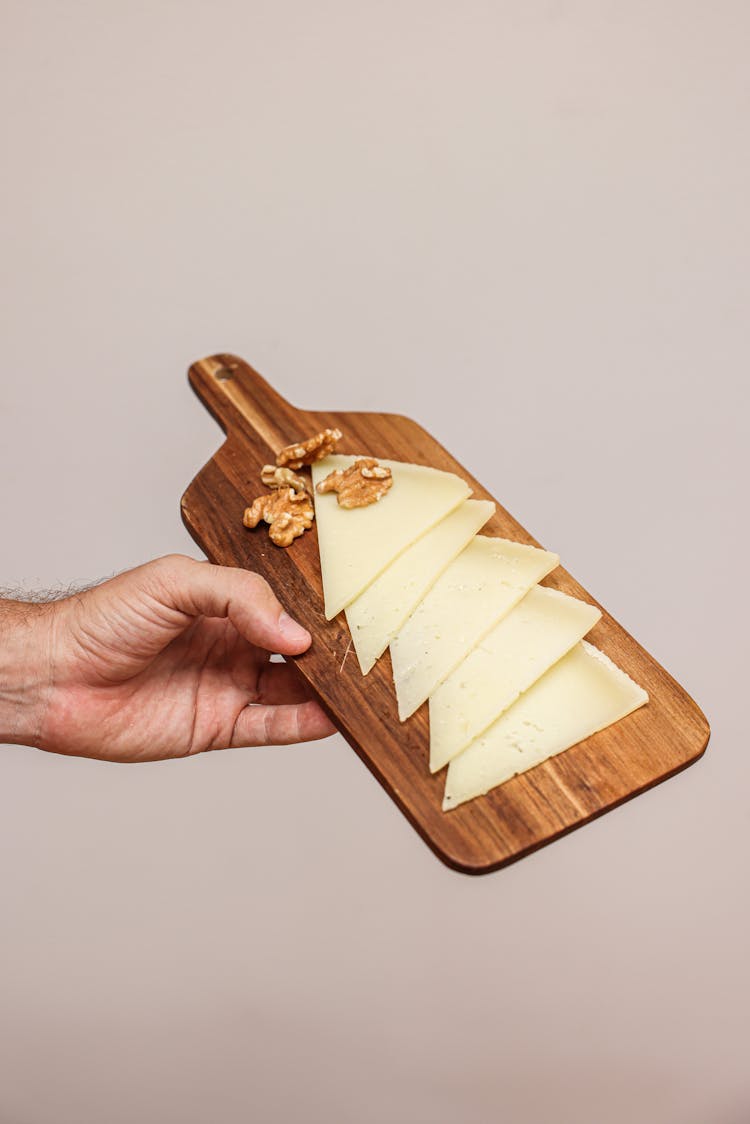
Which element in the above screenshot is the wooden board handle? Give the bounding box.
[188,354,298,453]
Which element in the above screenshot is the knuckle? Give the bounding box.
[152,553,194,581]
[239,568,276,605]
[148,550,192,588]
[142,554,199,603]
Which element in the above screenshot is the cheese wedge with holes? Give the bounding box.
[311,456,471,620]
[345,498,495,675]
[429,586,601,772]
[443,641,648,810]
[389,536,559,720]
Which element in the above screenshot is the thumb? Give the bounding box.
[144,555,312,655]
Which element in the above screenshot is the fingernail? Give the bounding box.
[279,611,310,646]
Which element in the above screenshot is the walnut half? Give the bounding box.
[315,458,393,509]
[260,464,311,495]
[276,428,342,470]
[243,487,315,547]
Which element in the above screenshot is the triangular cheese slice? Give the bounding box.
[312,456,471,620]
[345,499,495,675]
[443,641,648,810]
[390,536,559,721]
[429,586,601,772]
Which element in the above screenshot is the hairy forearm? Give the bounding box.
[0,600,56,746]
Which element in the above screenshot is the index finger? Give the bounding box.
[146,555,312,655]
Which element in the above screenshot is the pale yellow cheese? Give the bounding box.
[443,641,648,810]
[429,586,601,772]
[344,499,495,675]
[311,456,471,620]
[389,536,559,721]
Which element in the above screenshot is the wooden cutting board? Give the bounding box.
[180,353,709,874]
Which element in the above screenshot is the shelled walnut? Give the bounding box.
[260,464,311,495]
[243,487,314,547]
[316,458,393,509]
[276,428,342,470]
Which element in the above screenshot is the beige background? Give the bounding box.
[1,2,747,1122]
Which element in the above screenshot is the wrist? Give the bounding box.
[0,600,57,748]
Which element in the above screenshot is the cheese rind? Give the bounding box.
[429,586,601,772]
[345,499,495,675]
[443,641,648,810]
[312,456,471,620]
[389,536,559,721]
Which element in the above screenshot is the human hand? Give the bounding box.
[0,555,336,762]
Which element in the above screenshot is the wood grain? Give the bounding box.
[180,353,710,874]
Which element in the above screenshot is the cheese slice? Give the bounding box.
[443,641,648,810]
[344,499,495,675]
[429,586,601,772]
[312,456,471,620]
[389,536,559,720]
